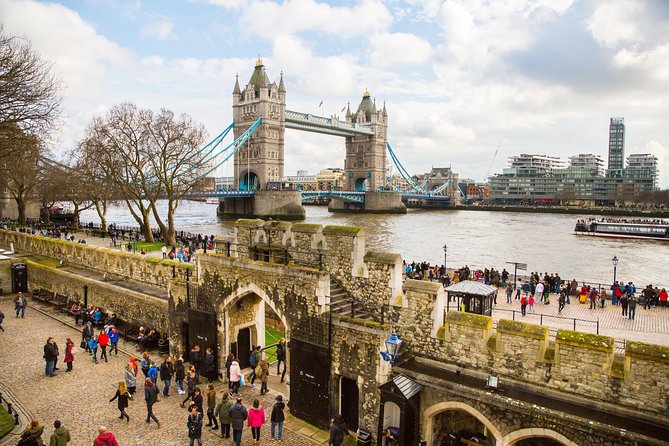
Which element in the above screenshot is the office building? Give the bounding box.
[608,117,625,171]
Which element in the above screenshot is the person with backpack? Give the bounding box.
[187,405,204,446]
[148,361,160,393]
[270,395,285,442]
[249,345,261,386]
[256,352,269,395]
[215,392,233,439]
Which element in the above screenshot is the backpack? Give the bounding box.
[249,351,258,367]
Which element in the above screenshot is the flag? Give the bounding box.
[319,100,323,107]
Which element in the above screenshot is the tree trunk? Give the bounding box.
[16,197,26,225]
[95,201,108,232]
[150,201,168,243]
[166,199,177,247]
[70,202,80,230]
[141,208,154,242]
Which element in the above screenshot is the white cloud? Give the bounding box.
[369,32,432,68]
[587,0,645,48]
[140,17,174,39]
[236,0,393,40]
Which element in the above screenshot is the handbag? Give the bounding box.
[239,374,245,387]
[80,340,86,349]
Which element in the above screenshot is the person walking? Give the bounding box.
[64,338,74,372]
[257,353,269,395]
[589,288,598,310]
[329,414,348,446]
[215,393,232,439]
[276,339,286,382]
[175,356,186,395]
[48,420,70,446]
[144,378,161,427]
[191,387,204,414]
[621,294,629,317]
[109,327,119,356]
[558,291,566,315]
[249,346,261,386]
[229,357,242,395]
[109,381,132,422]
[98,330,109,363]
[125,364,137,395]
[190,345,202,383]
[140,352,151,377]
[248,398,265,445]
[82,322,94,353]
[520,295,528,317]
[160,356,174,397]
[205,383,219,429]
[181,370,198,407]
[187,406,204,446]
[229,396,248,446]
[26,419,45,445]
[88,335,99,364]
[148,361,160,393]
[15,291,26,318]
[93,426,118,446]
[43,338,58,377]
[505,282,513,304]
[0,309,5,331]
[270,395,285,443]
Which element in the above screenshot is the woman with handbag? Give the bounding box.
[229,356,242,395]
[64,338,75,372]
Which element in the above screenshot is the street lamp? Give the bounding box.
[442,244,447,270]
[380,332,403,365]
[611,256,619,285]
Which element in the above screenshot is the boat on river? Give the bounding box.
[574,219,669,241]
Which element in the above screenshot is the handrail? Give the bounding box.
[331,276,386,325]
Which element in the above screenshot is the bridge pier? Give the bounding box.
[328,191,407,214]
[218,190,305,220]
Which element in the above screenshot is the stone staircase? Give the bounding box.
[328,278,375,321]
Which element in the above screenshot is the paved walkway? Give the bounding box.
[486,293,669,346]
[0,296,330,446]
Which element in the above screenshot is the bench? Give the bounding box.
[47,293,69,311]
[31,289,51,304]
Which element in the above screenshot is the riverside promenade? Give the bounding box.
[0,296,332,446]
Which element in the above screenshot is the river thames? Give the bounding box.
[80,201,669,286]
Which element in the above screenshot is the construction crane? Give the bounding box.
[486,142,501,179]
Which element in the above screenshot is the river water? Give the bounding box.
[79,201,669,286]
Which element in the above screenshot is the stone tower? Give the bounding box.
[232,58,286,190]
[344,90,388,191]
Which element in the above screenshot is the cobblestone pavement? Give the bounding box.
[0,296,327,446]
[486,292,669,346]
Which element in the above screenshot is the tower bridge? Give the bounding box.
[218,58,407,219]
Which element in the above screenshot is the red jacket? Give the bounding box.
[65,342,74,362]
[660,290,668,302]
[98,333,109,347]
[93,432,118,446]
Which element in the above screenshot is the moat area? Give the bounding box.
[81,201,669,286]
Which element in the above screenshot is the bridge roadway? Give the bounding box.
[192,190,451,203]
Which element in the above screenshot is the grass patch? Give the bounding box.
[0,406,14,439]
[30,255,61,268]
[264,326,285,361]
[113,241,164,252]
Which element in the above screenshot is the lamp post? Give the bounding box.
[612,255,619,285]
[442,244,447,270]
[380,332,403,365]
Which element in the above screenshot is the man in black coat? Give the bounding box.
[43,337,58,377]
[82,322,94,353]
[144,378,160,426]
[159,357,174,397]
[187,406,204,446]
[229,396,248,446]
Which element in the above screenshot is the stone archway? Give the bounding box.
[219,282,290,368]
[502,428,578,446]
[423,401,504,445]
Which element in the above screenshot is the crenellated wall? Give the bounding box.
[0,229,193,289]
[395,283,669,419]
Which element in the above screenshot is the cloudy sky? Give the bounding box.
[2,0,669,186]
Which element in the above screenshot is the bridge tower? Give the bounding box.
[232,58,286,190]
[344,91,388,191]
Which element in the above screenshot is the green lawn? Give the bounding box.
[116,241,164,252]
[264,326,285,362]
[0,406,14,439]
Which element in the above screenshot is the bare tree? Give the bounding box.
[81,103,209,245]
[146,109,207,246]
[0,130,41,224]
[0,25,61,147]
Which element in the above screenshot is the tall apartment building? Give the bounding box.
[608,117,625,172]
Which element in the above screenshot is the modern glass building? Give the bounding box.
[608,117,625,171]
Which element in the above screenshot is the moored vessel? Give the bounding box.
[574,218,669,241]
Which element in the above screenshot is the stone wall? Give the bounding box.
[0,258,12,294]
[24,260,168,333]
[330,318,391,435]
[398,293,669,418]
[0,229,193,289]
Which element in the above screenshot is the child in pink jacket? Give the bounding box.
[248,398,265,444]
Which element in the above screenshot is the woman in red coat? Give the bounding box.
[659,288,668,307]
[64,338,75,372]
